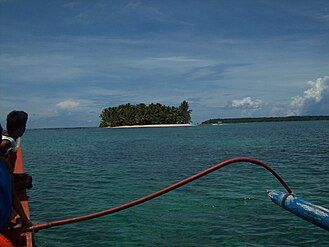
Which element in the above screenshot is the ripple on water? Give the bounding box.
[23,121,329,246]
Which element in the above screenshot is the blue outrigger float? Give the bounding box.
[268,190,329,231]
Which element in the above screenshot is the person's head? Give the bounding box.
[6,111,28,139]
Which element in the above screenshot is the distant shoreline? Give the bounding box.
[202,115,329,125]
[107,124,194,129]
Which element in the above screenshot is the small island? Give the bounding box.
[99,101,191,128]
[202,115,329,125]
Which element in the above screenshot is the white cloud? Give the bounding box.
[229,97,264,110]
[56,99,80,110]
[225,97,264,116]
[290,96,304,107]
[290,76,329,115]
[304,77,327,101]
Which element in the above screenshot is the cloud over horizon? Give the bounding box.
[228,97,264,111]
[56,99,80,110]
[290,76,329,115]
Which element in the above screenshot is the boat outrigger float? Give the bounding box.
[268,190,329,231]
[1,150,328,246]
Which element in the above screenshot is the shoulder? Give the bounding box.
[1,136,15,147]
[0,139,13,156]
[0,139,11,149]
[2,135,15,142]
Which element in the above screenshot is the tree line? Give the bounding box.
[99,101,191,127]
[202,115,329,124]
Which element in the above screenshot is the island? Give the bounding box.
[202,115,329,125]
[99,101,191,128]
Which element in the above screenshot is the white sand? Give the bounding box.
[107,124,194,129]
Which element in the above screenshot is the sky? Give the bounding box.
[0,0,328,128]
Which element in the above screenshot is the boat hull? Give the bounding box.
[0,147,33,247]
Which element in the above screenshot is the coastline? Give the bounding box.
[202,115,329,125]
[107,124,194,129]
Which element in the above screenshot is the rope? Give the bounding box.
[26,157,292,233]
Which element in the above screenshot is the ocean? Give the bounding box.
[22,121,329,246]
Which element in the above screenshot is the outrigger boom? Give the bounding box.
[1,154,328,246]
[25,157,328,234]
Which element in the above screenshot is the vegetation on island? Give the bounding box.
[202,115,329,125]
[99,101,191,127]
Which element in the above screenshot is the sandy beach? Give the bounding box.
[107,124,194,129]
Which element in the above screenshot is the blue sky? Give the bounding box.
[0,0,328,128]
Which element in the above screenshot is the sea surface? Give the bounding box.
[22,121,329,246]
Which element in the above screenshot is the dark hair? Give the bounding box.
[6,111,28,132]
[0,124,2,135]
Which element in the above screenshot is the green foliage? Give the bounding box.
[99,101,192,127]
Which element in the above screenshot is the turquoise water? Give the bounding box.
[22,121,329,246]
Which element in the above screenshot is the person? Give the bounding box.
[0,111,31,228]
[0,111,28,169]
[0,124,12,232]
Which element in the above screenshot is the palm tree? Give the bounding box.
[99,101,192,127]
